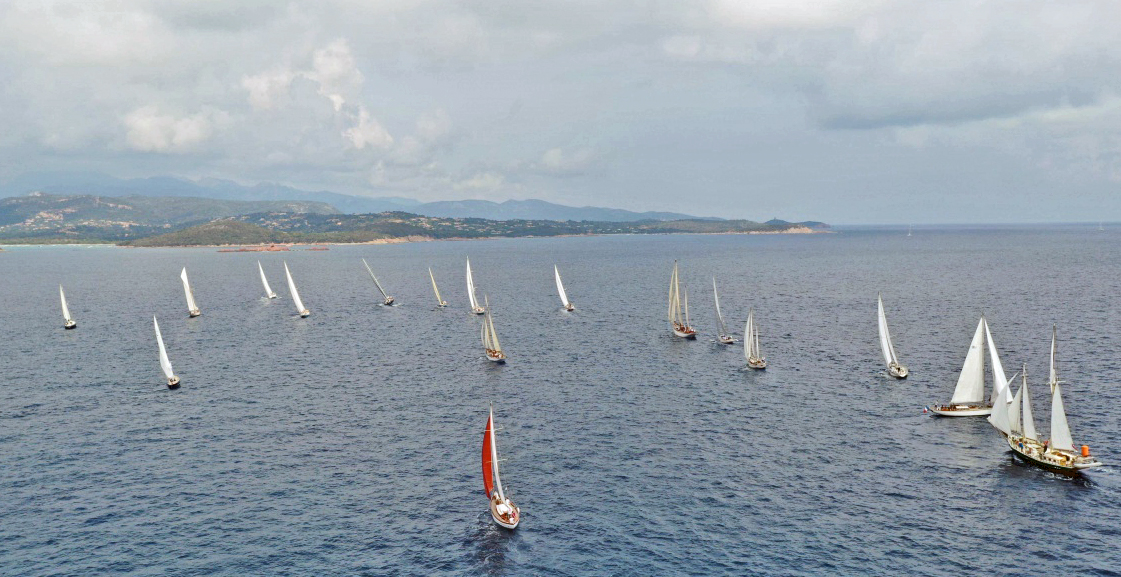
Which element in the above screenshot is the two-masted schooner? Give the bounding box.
[60,285,76,329]
[877,295,908,378]
[466,258,485,315]
[929,317,1009,416]
[258,261,277,299]
[555,265,575,312]
[361,258,395,306]
[181,267,201,317]
[712,278,733,344]
[153,316,180,389]
[429,267,448,308]
[482,407,520,529]
[744,308,766,369]
[284,262,310,318]
[667,261,696,339]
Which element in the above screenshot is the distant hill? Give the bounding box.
[126,220,295,247]
[1,172,713,222]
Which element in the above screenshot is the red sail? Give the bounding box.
[482,413,495,498]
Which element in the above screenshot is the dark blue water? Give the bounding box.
[1,229,1119,576]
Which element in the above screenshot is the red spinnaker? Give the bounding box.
[482,413,495,498]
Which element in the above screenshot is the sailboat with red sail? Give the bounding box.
[482,407,520,529]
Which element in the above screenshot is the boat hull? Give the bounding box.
[489,501,520,529]
[267,293,277,299]
[888,363,908,379]
[1007,435,1102,472]
[673,327,697,339]
[747,358,767,370]
[299,309,310,318]
[564,303,575,312]
[167,377,180,390]
[64,322,77,330]
[188,310,201,318]
[472,307,486,315]
[486,353,506,364]
[383,297,395,306]
[717,335,734,345]
[927,403,992,417]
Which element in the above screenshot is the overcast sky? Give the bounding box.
[1,1,1119,223]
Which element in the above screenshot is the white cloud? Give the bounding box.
[124,107,222,153]
[242,68,296,110]
[454,171,505,191]
[343,106,394,149]
[308,39,362,112]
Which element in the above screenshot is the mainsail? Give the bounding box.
[1022,377,1037,441]
[983,319,1010,404]
[482,296,502,353]
[482,408,505,501]
[429,267,445,306]
[1049,325,1059,394]
[713,278,729,337]
[745,309,761,361]
[466,258,481,311]
[153,316,174,380]
[361,259,391,301]
[949,318,986,404]
[284,262,306,314]
[59,285,73,323]
[181,267,199,313]
[877,295,898,367]
[555,265,570,308]
[1049,383,1075,452]
[668,262,681,326]
[258,261,277,298]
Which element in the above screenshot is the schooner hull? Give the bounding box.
[673,328,697,339]
[747,359,767,370]
[1007,436,1102,473]
[928,403,992,417]
[486,354,506,364]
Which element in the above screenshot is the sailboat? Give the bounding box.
[929,317,1009,416]
[284,262,310,317]
[59,285,76,329]
[744,308,766,369]
[429,267,448,308]
[907,225,913,237]
[482,407,520,529]
[712,277,733,344]
[555,265,575,312]
[466,258,485,315]
[877,295,908,378]
[181,267,201,317]
[153,316,180,389]
[667,260,696,339]
[1004,327,1102,472]
[258,261,277,299]
[481,296,506,363]
[361,258,395,305]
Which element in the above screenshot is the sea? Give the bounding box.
[1,226,1119,576]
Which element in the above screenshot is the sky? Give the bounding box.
[1,1,1119,223]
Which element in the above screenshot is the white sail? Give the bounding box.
[429,267,445,305]
[753,314,762,359]
[554,265,570,308]
[668,262,681,325]
[284,262,307,314]
[683,287,691,327]
[745,309,762,360]
[1009,384,1023,435]
[1049,325,1058,394]
[1022,377,1038,441]
[713,278,728,336]
[258,261,277,298]
[1049,383,1075,452]
[877,295,898,366]
[983,319,1010,404]
[949,318,987,405]
[466,258,480,311]
[181,267,199,313]
[59,285,73,323]
[489,407,505,502]
[153,316,175,379]
[362,258,390,300]
[483,296,502,352]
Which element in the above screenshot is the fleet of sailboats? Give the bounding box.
[482,407,520,529]
[153,316,180,389]
[667,260,696,339]
[181,267,201,317]
[60,285,76,329]
[481,296,506,363]
[429,267,448,308]
[554,265,574,312]
[258,261,277,299]
[466,258,485,315]
[876,295,908,378]
[744,308,766,369]
[712,278,733,344]
[284,262,310,318]
[361,258,395,306]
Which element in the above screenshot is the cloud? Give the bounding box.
[124,107,223,152]
[534,147,600,177]
[242,68,296,110]
[343,106,394,149]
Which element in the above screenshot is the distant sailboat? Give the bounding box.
[258,261,277,299]
[153,316,180,389]
[284,262,310,317]
[59,285,76,329]
[429,267,448,308]
[712,277,733,344]
[555,265,575,312]
[482,407,520,529]
[361,258,395,306]
[744,308,766,369]
[667,260,696,339]
[929,317,1008,416]
[181,267,201,317]
[466,258,485,315]
[907,225,913,237]
[877,295,908,378]
[481,295,506,363]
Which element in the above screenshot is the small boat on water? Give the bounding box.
[554,265,575,312]
[877,294,908,378]
[181,267,201,317]
[258,260,277,299]
[429,267,448,308]
[481,296,506,363]
[667,260,696,339]
[153,316,180,389]
[361,258,395,306]
[284,262,310,318]
[466,258,485,315]
[929,317,1009,416]
[60,285,76,329]
[482,407,520,529]
[744,308,766,369]
[712,277,734,344]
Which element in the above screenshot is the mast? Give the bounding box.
[362,258,389,300]
[429,267,444,305]
[753,314,762,358]
[1049,325,1058,394]
[555,265,570,308]
[60,285,72,323]
[258,261,276,298]
[949,318,986,404]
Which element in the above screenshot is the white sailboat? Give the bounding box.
[667,260,696,339]
[929,317,1008,416]
[744,308,766,369]
[482,407,520,529]
[877,295,908,378]
[712,277,733,344]
[181,267,201,317]
[153,316,180,389]
[907,224,913,237]
[361,258,395,306]
[429,267,448,308]
[258,261,277,299]
[481,295,506,363]
[284,262,310,317]
[555,265,575,312]
[60,285,76,329]
[466,258,485,315]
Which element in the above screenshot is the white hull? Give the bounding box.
[747,358,767,370]
[299,309,310,318]
[928,403,992,417]
[472,307,486,315]
[64,320,77,329]
[486,351,506,363]
[673,328,697,339]
[267,293,277,299]
[564,304,575,312]
[489,501,520,529]
[717,335,735,345]
[888,363,908,379]
[188,309,201,318]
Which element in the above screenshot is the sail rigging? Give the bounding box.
[713,278,729,337]
[153,316,175,380]
[949,318,987,404]
[1050,383,1075,453]
[554,265,571,309]
[429,267,446,306]
[59,285,73,324]
[258,261,277,298]
[284,262,308,315]
[877,295,898,367]
[466,258,483,313]
[181,267,200,315]
[362,258,393,304]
